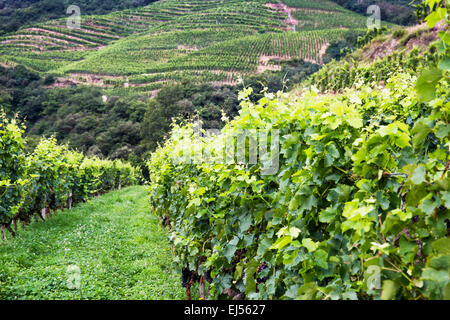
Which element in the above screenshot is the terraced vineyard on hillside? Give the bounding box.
[0,0,377,94]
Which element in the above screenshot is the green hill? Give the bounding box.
[0,0,159,35]
[0,0,379,94]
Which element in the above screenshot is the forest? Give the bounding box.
[330,0,420,25]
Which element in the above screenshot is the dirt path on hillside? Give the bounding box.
[266,2,299,32]
[25,28,100,46]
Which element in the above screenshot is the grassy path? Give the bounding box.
[0,186,185,300]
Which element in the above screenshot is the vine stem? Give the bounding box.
[186,274,194,300]
[317,287,331,300]
[442,161,450,179]
[332,165,348,174]
[378,214,386,242]
[381,267,399,273]
[258,194,271,206]
[382,256,411,282]
[199,276,205,300]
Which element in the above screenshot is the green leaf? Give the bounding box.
[245,259,260,294]
[425,7,446,28]
[343,199,375,220]
[415,68,442,102]
[300,194,317,212]
[234,263,244,280]
[428,255,450,270]
[435,123,450,139]
[420,196,439,216]
[270,236,292,250]
[257,238,272,256]
[239,214,252,233]
[223,236,239,263]
[438,57,450,71]
[313,249,328,269]
[441,191,450,208]
[411,119,432,147]
[319,207,337,223]
[188,197,201,208]
[296,282,318,300]
[302,238,319,252]
[432,238,450,255]
[289,196,299,211]
[326,143,340,159]
[411,165,426,185]
[389,208,412,222]
[381,280,399,300]
[288,227,301,238]
[421,268,449,285]
[283,251,297,265]
[343,291,358,300]
[346,111,363,128]
[399,237,417,264]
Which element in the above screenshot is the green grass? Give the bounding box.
[0,185,186,300]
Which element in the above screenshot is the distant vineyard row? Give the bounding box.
[0,0,375,92]
[0,113,141,239]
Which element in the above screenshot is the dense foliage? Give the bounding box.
[147,69,449,300]
[0,113,140,238]
[308,24,445,92]
[330,0,419,25]
[147,1,449,300]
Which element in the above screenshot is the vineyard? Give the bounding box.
[308,23,445,92]
[0,0,375,93]
[0,0,448,302]
[0,112,140,240]
[57,28,358,90]
[147,71,449,300]
[146,1,449,300]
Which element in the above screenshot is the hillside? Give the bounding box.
[308,21,445,92]
[0,0,159,35]
[0,0,379,162]
[0,0,376,94]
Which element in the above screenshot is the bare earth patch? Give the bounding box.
[25,28,101,46]
[63,73,127,87]
[362,22,442,62]
[318,42,330,64]
[177,45,199,51]
[265,3,298,31]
